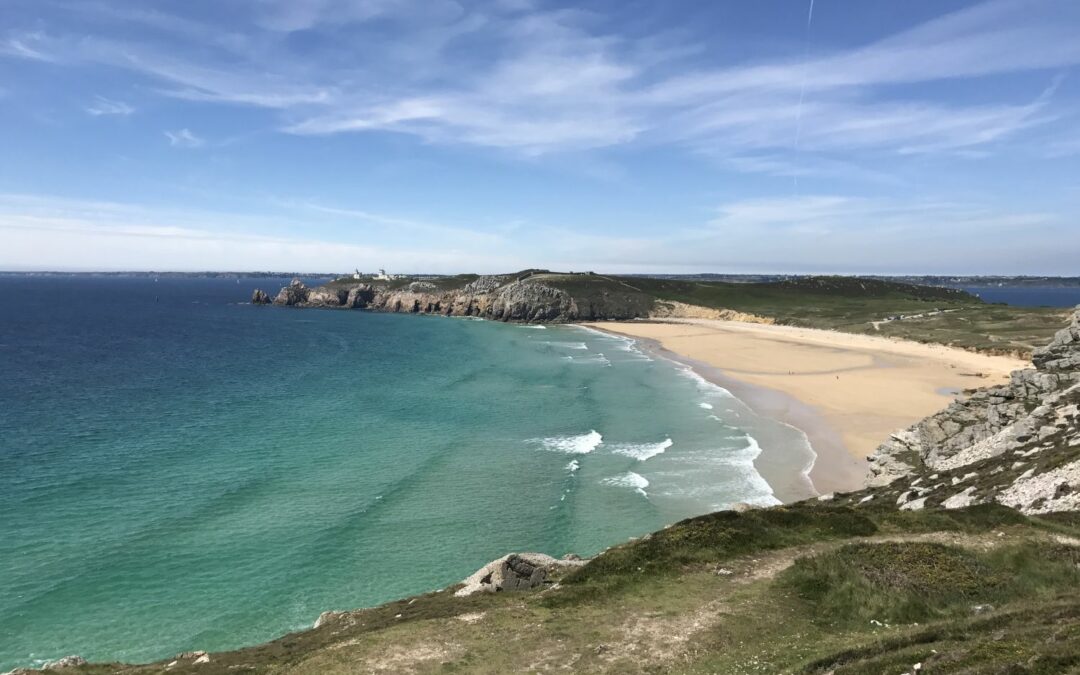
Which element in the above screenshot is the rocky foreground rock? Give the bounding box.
[454,552,586,597]
[255,274,653,323]
[866,306,1080,513]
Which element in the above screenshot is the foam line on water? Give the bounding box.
[676,365,735,399]
[564,353,611,366]
[541,341,589,350]
[571,325,653,362]
[608,438,673,461]
[731,434,783,506]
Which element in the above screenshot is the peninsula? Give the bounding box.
[7,289,1079,674]
[254,271,1068,355]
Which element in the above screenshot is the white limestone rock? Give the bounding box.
[997,459,1080,514]
[455,552,585,597]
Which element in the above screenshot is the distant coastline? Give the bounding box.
[3,271,1079,306]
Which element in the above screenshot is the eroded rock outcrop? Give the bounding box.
[42,656,87,670]
[866,307,1080,514]
[251,289,272,305]
[267,274,653,323]
[273,278,311,306]
[454,552,586,597]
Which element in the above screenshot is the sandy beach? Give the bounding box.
[585,319,1027,497]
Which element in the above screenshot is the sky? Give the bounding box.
[1,0,1079,274]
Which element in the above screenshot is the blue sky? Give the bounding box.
[1,0,1078,274]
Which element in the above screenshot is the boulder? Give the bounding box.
[313,610,346,629]
[455,552,586,597]
[273,278,310,306]
[42,656,87,670]
[251,289,272,305]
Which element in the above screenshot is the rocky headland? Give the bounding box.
[863,306,1080,513]
[256,273,653,323]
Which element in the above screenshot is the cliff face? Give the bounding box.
[260,275,653,323]
[866,306,1080,513]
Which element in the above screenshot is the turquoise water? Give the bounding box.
[0,277,811,670]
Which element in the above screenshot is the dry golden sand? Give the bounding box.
[585,319,1026,495]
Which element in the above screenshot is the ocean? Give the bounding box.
[0,277,810,670]
[959,286,1080,308]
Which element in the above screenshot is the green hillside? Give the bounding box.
[59,502,1080,674]
[544,273,1067,354]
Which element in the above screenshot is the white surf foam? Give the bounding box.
[566,459,580,472]
[602,471,650,497]
[535,430,603,454]
[613,338,653,361]
[679,367,734,397]
[543,341,589,350]
[724,435,782,507]
[562,353,611,366]
[741,434,763,459]
[699,402,714,410]
[572,325,653,362]
[609,438,673,461]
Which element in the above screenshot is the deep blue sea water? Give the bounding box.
[0,277,811,670]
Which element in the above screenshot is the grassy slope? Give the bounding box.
[608,275,1067,355]
[65,503,1080,675]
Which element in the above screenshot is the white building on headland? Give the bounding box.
[373,268,397,281]
[352,269,362,279]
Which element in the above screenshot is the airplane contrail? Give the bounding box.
[796,0,815,145]
[794,0,815,189]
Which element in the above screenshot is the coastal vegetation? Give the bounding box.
[37,503,1080,674]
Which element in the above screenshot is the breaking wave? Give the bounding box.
[602,471,650,497]
[608,438,673,461]
[534,430,603,454]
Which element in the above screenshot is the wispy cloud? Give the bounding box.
[164,128,204,148]
[537,194,1068,275]
[0,33,55,61]
[4,0,1076,162]
[0,190,1072,275]
[86,95,134,116]
[248,0,465,32]
[0,193,523,273]
[0,0,1077,198]
[276,200,508,244]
